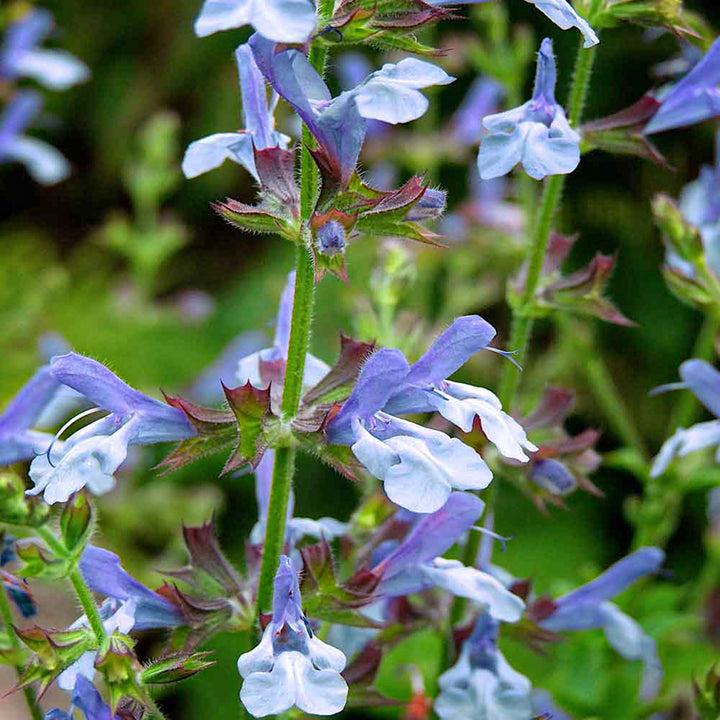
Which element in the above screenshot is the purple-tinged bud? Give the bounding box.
[316,220,347,257]
[530,458,576,496]
[406,188,447,222]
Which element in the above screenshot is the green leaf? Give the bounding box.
[16,543,70,580]
[222,382,273,474]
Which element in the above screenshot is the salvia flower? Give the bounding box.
[27,353,195,504]
[644,38,720,135]
[478,39,580,181]
[249,33,454,189]
[0,9,89,90]
[537,547,665,698]
[194,0,317,44]
[46,675,120,720]
[0,362,61,465]
[0,91,71,184]
[370,494,525,622]
[250,450,347,545]
[182,44,289,181]
[236,272,329,389]
[237,556,348,717]
[435,611,533,720]
[327,316,535,512]
[651,360,720,477]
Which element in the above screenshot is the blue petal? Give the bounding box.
[0,366,60,434]
[12,49,89,90]
[0,135,70,185]
[0,10,53,81]
[71,675,120,720]
[679,359,720,418]
[525,0,599,48]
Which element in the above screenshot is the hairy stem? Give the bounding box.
[256,23,332,614]
[0,583,43,720]
[69,566,107,646]
[450,34,600,632]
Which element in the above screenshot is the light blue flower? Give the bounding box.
[525,0,599,48]
[182,44,289,180]
[539,548,665,698]
[237,556,348,717]
[236,272,330,390]
[249,34,454,188]
[27,353,195,504]
[250,449,347,545]
[0,91,70,184]
[0,9,89,91]
[194,0,317,44]
[0,361,61,465]
[651,360,720,477]
[370,494,525,621]
[644,39,720,135]
[435,612,533,720]
[478,39,580,181]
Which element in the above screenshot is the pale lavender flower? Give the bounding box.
[651,360,720,477]
[249,34,454,188]
[644,39,720,135]
[435,612,533,720]
[237,556,348,717]
[478,39,580,181]
[193,0,317,43]
[27,353,195,504]
[524,0,599,48]
[182,44,289,180]
[0,91,70,184]
[371,494,525,621]
[0,9,89,90]
[539,548,665,698]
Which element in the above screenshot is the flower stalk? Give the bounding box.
[256,5,333,614]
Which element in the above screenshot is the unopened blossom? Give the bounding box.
[435,612,533,720]
[27,353,195,504]
[0,361,61,465]
[478,39,580,181]
[236,272,330,389]
[538,547,665,698]
[194,0,317,44]
[644,38,720,135]
[249,34,454,188]
[0,91,70,184]
[370,493,525,622]
[250,449,347,545]
[651,360,720,477]
[237,556,348,717]
[0,9,89,90]
[182,43,289,180]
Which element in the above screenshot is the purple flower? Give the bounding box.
[236,272,329,389]
[194,0,317,44]
[0,9,89,90]
[249,34,454,189]
[651,360,720,477]
[435,612,532,720]
[27,353,195,504]
[0,363,61,465]
[644,39,720,135]
[0,91,70,184]
[371,494,525,621]
[237,556,348,717]
[539,548,665,698]
[478,39,580,181]
[182,43,289,180]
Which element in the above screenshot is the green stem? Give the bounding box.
[37,526,106,645]
[69,566,107,646]
[450,34,600,633]
[0,584,43,720]
[255,19,332,614]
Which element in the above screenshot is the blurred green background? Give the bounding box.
[3,0,720,717]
